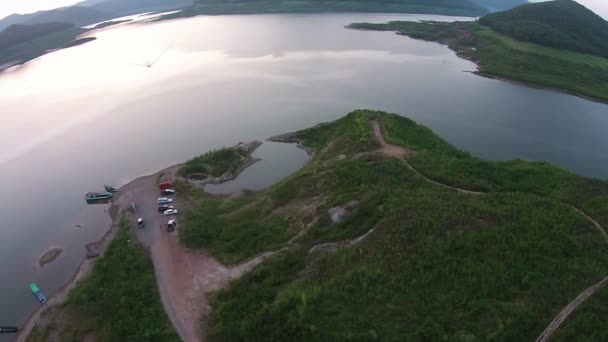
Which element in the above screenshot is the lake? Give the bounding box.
[0,12,607,337]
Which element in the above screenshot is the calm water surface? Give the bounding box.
[0,13,607,334]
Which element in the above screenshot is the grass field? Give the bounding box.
[27,218,179,342]
[179,147,248,178]
[177,110,608,340]
[348,21,608,103]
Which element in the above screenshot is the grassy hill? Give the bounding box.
[0,23,88,69]
[187,0,489,16]
[0,22,73,50]
[479,0,608,57]
[177,110,608,340]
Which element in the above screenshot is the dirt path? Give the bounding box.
[371,120,484,196]
[371,119,608,341]
[122,164,294,342]
[535,275,608,342]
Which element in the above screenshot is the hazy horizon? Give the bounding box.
[0,0,607,20]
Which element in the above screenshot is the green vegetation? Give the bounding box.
[0,23,87,68]
[180,147,249,178]
[377,112,608,228]
[178,110,608,340]
[28,218,179,342]
[348,20,608,103]
[471,0,527,12]
[479,0,608,58]
[179,195,296,263]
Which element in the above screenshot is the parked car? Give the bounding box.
[159,181,173,190]
[164,209,178,216]
[137,218,144,228]
[161,189,176,196]
[158,205,174,213]
[167,219,177,232]
[157,198,173,204]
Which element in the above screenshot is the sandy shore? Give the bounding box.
[15,202,120,342]
[15,168,141,341]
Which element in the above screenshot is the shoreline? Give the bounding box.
[14,139,281,341]
[14,165,160,341]
[348,25,608,106]
[15,202,120,342]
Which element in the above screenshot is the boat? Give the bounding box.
[104,185,119,192]
[85,192,113,203]
[29,283,47,304]
[0,327,20,334]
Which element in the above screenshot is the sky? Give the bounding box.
[0,0,607,19]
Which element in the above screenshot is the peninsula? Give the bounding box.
[349,0,608,103]
[23,109,608,341]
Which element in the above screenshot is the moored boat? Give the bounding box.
[104,185,119,192]
[85,192,113,203]
[29,283,47,304]
[0,327,19,333]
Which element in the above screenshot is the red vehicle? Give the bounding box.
[158,181,173,190]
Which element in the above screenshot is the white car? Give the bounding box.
[161,189,176,196]
[163,209,178,216]
[157,198,173,204]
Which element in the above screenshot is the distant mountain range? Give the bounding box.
[0,0,531,32]
[0,22,74,50]
[0,0,193,31]
[0,6,108,31]
[479,0,608,57]
[76,0,193,17]
[190,0,526,16]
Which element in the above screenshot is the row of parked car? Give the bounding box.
[159,181,178,231]
[136,182,178,231]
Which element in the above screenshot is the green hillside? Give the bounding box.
[479,0,608,57]
[178,110,608,340]
[348,18,608,103]
[472,0,528,12]
[0,23,87,69]
[0,22,73,50]
[0,6,109,31]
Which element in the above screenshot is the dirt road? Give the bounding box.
[120,165,286,342]
[372,120,484,195]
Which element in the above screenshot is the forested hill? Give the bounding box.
[192,0,490,16]
[0,22,73,50]
[472,0,528,12]
[0,6,108,31]
[479,0,608,57]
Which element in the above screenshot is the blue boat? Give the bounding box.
[30,283,47,304]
